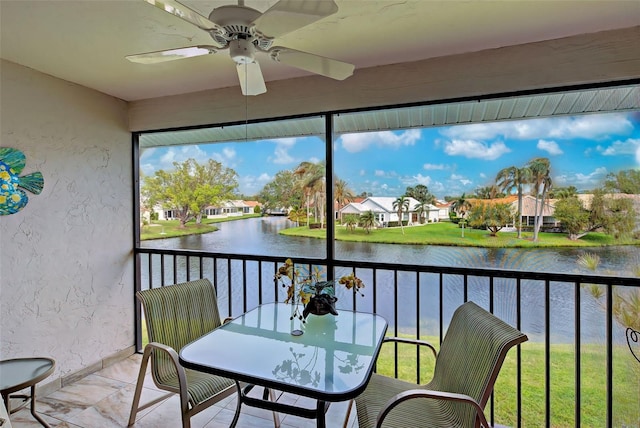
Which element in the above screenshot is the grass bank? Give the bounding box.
[280,221,639,248]
[140,214,261,240]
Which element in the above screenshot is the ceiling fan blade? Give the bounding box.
[252,0,338,38]
[269,47,354,80]
[143,0,225,38]
[126,46,217,64]
[236,61,267,96]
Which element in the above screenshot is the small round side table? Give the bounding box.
[0,357,55,428]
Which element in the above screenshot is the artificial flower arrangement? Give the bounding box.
[274,258,365,322]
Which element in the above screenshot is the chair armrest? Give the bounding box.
[146,341,179,358]
[144,342,187,394]
[382,337,437,359]
[376,389,491,428]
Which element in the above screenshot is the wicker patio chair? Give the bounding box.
[353,301,528,428]
[128,279,237,428]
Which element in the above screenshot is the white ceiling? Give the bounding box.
[1,0,639,102]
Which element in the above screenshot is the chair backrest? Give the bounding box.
[137,279,223,384]
[428,301,528,427]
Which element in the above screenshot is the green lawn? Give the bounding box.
[140,214,261,240]
[281,221,637,248]
[375,336,640,427]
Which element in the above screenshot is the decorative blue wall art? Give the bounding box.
[0,147,44,216]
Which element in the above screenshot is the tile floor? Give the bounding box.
[8,354,357,428]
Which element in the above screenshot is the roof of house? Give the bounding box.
[340,196,438,213]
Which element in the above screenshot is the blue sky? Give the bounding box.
[140,111,640,199]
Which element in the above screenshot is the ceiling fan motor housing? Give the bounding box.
[230,38,255,64]
[208,5,260,37]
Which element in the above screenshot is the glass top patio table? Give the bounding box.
[1,357,55,428]
[179,302,388,426]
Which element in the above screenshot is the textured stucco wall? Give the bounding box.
[0,59,133,382]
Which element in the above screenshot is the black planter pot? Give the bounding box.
[302,294,338,319]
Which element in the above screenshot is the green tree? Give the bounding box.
[549,185,578,199]
[406,184,435,224]
[450,193,471,219]
[451,193,472,237]
[343,214,359,231]
[496,166,530,239]
[554,190,636,241]
[599,195,636,239]
[527,157,552,242]
[467,202,514,236]
[393,195,410,234]
[553,197,591,240]
[359,210,375,233]
[287,206,307,226]
[294,161,326,227]
[257,169,303,214]
[142,158,238,228]
[604,169,640,194]
[474,184,503,199]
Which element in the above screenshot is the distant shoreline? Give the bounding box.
[279,221,639,248]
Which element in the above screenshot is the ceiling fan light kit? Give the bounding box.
[128,0,354,95]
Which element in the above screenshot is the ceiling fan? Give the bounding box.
[127,0,355,95]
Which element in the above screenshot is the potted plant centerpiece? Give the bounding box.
[274,258,365,323]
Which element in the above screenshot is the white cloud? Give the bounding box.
[211,147,238,167]
[140,147,155,160]
[423,163,449,170]
[222,147,236,159]
[374,170,386,177]
[443,139,511,160]
[340,129,421,153]
[401,174,432,186]
[270,139,298,165]
[555,167,609,189]
[450,173,464,180]
[537,139,563,155]
[157,146,207,169]
[597,138,640,156]
[637,145,640,165]
[441,113,633,141]
[239,173,272,195]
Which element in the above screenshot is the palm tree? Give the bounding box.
[451,193,471,219]
[451,193,472,237]
[343,214,359,231]
[552,185,577,200]
[359,210,375,234]
[393,195,410,234]
[287,206,306,226]
[294,161,326,228]
[406,184,436,224]
[334,178,355,222]
[414,201,427,224]
[495,166,530,239]
[527,157,552,242]
[475,184,502,199]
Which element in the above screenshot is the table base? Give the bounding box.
[231,382,330,428]
[2,386,50,428]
